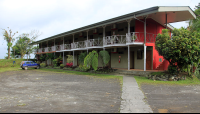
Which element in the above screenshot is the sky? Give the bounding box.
[0,0,199,59]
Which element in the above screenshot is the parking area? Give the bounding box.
[141,84,200,113]
[0,70,122,113]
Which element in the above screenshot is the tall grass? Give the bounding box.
[0,59,25,72]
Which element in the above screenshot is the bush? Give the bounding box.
[40,63,46,67]
[168,65,178,75]
[79,64,90,72]
[60,64,64,69]
[66,62,73,67]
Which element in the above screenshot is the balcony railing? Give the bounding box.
[55,45,61,51]
[87,38,103,47]
[64,44,71,50]
[126,32,157,43]
[103,35,126,46]
[71,40,87,49]
[35,32,158,52]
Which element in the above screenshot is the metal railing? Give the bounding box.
[87,38,103,47]
[71,40,87,49]
[126,32,157,43]
[55,45,61,51]
[64,44,71,50]
[103,35,126,46]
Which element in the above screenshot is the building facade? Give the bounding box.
[30,6,196,71]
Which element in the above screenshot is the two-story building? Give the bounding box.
[30,6,196,71]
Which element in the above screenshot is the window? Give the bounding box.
[137,50,142,59]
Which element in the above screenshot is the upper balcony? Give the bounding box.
[103,35,126,47]
[126,32,157,45]
[35,32,157,54]
[71,40,87,50]
[87,38,103,49]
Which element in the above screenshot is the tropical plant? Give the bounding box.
[84,50,98,71]
[78,52,87,65]
[1,27,18,59]
[99,50,110,68]
[60,64,64,69]
[188,3,200,32]
[155,28,200,77]
[40,63,46,67]
[12,30,41,59]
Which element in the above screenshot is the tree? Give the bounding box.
[14,30,41,59]
[188,3,200,32]
[155,28,200,77]
[84,50,98,71]
[2,27,18,59]
[46,53,55,65]
[99,50,110,68]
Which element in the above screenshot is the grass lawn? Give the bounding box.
[38,68,123,86]
[134,75,200,87]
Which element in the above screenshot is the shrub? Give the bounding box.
[40,63,46,68]
[168,65,178,75]
[60,64,64,69]
[66,62,73,67]
[79,64,90,72]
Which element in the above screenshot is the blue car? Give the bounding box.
[20,61,40,70]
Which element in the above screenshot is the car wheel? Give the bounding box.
[25,67,28,70]
[37,66,40,69]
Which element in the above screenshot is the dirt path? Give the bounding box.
[0,70,122,113]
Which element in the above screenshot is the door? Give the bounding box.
[131,51,134,69]
[146,50,152,70]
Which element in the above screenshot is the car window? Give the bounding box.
[26,62,30,64]
[30,62,34,64]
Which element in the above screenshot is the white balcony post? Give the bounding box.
[166,13,167,29]
[86,30,89,54]
[102,25,106,47]
[73,34,75,66]
[144,17,147,71]
[54,39,55,58]
[126,19,132,70]
[63,37,64,50]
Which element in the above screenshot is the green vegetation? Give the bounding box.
[0,59,23,72]
[99,50,110,68]
[155,28,200,77]
[189,3,200,32]
[150,72,165,76]
[78,52,87,65]
[134,75,200,87]
[40,63,46,67]
[84,50,98,71]
[38,68,123,85]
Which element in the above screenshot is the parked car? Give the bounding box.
[20,61,40,70]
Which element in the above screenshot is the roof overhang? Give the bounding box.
[30,6,196,45]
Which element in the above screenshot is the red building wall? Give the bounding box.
[135,18,170,70]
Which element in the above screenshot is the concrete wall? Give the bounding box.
[110,46,152,70]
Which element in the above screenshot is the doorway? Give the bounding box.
[146,50,152,70]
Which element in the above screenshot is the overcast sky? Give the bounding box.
[0,0,199,59]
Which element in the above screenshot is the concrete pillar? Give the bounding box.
[102,25,106,46]
[86,30,89,54]
[73,34,75,66]
[63,52,64,65]
[54,39,55,58]
[128,45,130,70]
[166,13,167,29]
[144,17,147,71]
[127,19,132,70]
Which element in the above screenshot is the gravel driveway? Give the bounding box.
[0,70,122,113]
[141,84,200,113]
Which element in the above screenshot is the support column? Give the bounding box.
[63,52,64,65]
[63,37,64,65]
[54,39,55,58]
[128,45,130,70]
[73,34,75,67]
[126,19,132,70]
[102,25,106,49]
[86,30,89,54]
[144,17,147,71]
[166,13,167,29]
